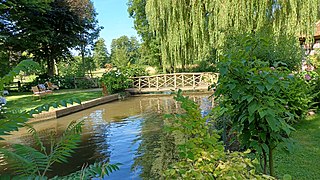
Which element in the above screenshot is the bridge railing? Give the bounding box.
[130,72,218,92]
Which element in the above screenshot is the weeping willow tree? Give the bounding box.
[146,0,320,72]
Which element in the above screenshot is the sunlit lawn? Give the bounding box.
[5,89,103,112]
[275,115,320,179]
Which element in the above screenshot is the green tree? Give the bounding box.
[128,0,161,69]
[145,0,320,71]
[213,33,313,176]
[93,38,109,68]
[110,36,140,67]
[0,0,100,77]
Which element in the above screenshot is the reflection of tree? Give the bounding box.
[132,113,177,179]
[133,95,213,179]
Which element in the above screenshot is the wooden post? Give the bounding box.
[156,76,159,90]
[174,74,177,90]
[138,78,141,91]
[182,74,184,87]
[148,77,151,89]
[192,74,195,89]
[164,75,167,88]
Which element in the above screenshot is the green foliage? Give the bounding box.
[119,65,148,77]
[93,38,110,68]
[128,0,161,69]
[0,59,40,91]
[223,30,302,71]
[0,0,100,76]
[299,70,320,110]
[110,36,140,67]
[55,162,121,180]
[20,74,75,91]
[0,120,83,178]
[213,35,313,175]
[145,0,319,72]
[164,90,273,179]
[100,69,132,94]
[0,97,81,140]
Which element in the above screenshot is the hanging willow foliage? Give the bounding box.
[146,0,320,72]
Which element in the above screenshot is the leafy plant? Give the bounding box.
[163,90,273,179]
[223,29,302,71]
[55,162,121,180]
[214,34,312,175]
[0,59,40,91]
[0,120,83,178]
[100,69,132,94]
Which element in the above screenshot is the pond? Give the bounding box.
[0,93,213,179]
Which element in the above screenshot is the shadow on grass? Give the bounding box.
[275,115,320,179]
[6,90,103,112]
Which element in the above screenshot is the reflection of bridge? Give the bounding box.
[137,95,214,114]
[127,72,219,93]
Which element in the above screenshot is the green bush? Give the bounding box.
[119,64,148,77]
[214,32,312,175]
[100,69,132,94]
[223,29,302,71]
[20,74,76,91]
[164,90,273,179]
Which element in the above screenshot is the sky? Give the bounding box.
[92,0,138,51]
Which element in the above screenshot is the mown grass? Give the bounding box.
[275,115,320,179]
[5,89,103,112]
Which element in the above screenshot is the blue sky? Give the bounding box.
[92,0,138,51]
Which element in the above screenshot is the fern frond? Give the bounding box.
[47,120,83,165]
[0,111,30,140]
[51,162,121,180]
[0,144,48,176]
[26,125,47,155]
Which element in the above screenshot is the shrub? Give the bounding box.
[214,33,312,176]
[164,90,273,179]
[119,65,148,77]
[100,69,132,94]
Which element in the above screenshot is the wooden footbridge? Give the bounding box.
[126,72,219,93]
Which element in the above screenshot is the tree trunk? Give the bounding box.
[47,57,55,77]
[81,44,86,77]
[262,149,267,174]
[269,146,274,176]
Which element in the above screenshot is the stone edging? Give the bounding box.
[29,94,119,123]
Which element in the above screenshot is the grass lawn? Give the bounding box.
[5,89,103,112]
[275,115,320,179]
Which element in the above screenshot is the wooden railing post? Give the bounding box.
[192,74,195,89]
[156,76,159,90]
[138,77,141,91]
[148,77,151,89]
[174,74,177,90]
[164,75,167,88]
[182,74,185,87]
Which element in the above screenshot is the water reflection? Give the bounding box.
[0,93,213,179]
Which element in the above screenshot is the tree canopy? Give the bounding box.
[110,35,140,67]
[144,0,320,72]
[0,0,100,76]
[93,38,109,68]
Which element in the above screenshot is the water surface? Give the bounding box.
[0,93,213,179]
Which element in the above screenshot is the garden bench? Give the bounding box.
[45,81,59,90]
[31,85,52,99]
